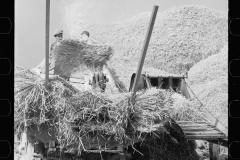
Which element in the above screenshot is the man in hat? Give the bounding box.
[39,29,63,75]
[50,29,71,81]
[49,29,63,72]
[80,31,90,43]
[50,29,63,52]
[80,31,98,44]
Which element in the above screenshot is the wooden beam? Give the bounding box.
[184,131,224,135]
[168,77,173,89]
[207,139,228,148]
[182,128,216,131]
[130,5,159,103]
[103,64,118,91]
[186,135,226,139]
[45,0,50,87]
[209,143,220,160]
[177,121,209,124]
[219,153,228,160]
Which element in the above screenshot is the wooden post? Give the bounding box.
[45,0,50,87]
[219,153,228,160]
[209,143,220,160]
[103,65,118,92]
[169,77,173,89]
[130,5,159,103]
[26,143,35,160]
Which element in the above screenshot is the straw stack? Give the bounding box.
[14,67,204,159]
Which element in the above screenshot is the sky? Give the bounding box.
[15,0,228,69]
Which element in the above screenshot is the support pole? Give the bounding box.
[209,143,220,160]
[103,64,118,92]
[130,5,158,103]
[45,0,50,87]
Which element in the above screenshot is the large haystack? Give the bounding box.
[34,5,227,90]
[188,45,228,127]
[78,5,227,89]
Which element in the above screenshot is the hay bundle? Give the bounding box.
[171,93,204,121]
[52,39,113,77]
[60,88,204,158]
[14,67,78,136]
[15,68,204,159]
[57,89,173,151]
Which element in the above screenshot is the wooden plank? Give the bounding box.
[207,140,228,148]
[182,127,216,131]
[184,130,223,134]
[186,134,226,138]
[183,128,217,132]
[184,131,224,136]
[179,124,211,128]
[176,121,209,124]
[177,121,211,125]
[185,132,225,136]
[184,132,222,137]
[181,127,219,134]
[209,143,219,160]
[181,125,213,128]
[177,121,208,124]
[186,135,226,140]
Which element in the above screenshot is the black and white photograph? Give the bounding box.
[14,0,228,159]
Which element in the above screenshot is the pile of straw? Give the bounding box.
[188,45,228,127]
[15,68,204,158]
[52,39,113,77]
[171,93,204,121]
[83,5,227,77]
[14,67,77,135]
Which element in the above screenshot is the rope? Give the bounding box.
[184,80,227,129]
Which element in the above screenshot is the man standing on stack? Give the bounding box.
[50,29,70,81]
[80,31,90,43]
[80,31,107,92]
[49,29,63,74]
[80,31,98,44]
[40,29,64,76]
[50,29,63,56]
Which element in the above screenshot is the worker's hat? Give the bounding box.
[81,31,90,37]
[54,29,63,36]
